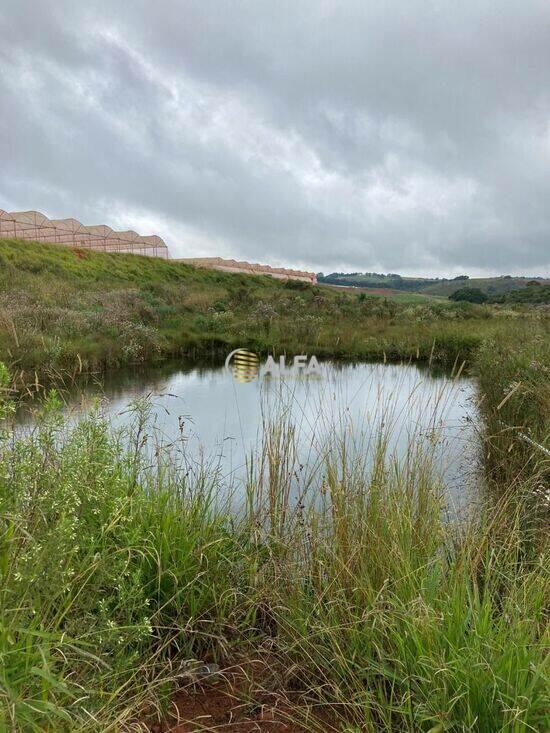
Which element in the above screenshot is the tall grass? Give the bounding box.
[0,375,547,731]
[2,238,546,381]
[475,326,549,499]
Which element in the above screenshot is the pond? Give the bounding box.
[15,358,482,511]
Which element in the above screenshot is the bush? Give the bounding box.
[449,287,488,303]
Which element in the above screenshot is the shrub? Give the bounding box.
[449,287,488,303]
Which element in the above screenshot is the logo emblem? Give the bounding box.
[225,349,260,383]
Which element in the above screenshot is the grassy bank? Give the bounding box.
[0,384,548,731]
[2,238,547,485]
[1,239,547,382]
[476,331,550,488]
[1,240,548,731]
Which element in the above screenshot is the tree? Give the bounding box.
[449,287,488,304]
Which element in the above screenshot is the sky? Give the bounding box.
[1,1,549,277]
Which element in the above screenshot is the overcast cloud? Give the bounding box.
[1,1,549,276]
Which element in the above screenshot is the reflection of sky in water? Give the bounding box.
[15,360,481,512]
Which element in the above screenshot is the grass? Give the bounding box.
[0,368,548,731]
[0,240,548,730]
[318,284,444,304]
[475,328,550,489]
[421,277,550,298]
[1,239,547,383]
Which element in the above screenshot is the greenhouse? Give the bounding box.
[0,209,169,258]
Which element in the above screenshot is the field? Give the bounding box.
[0,239,549,731]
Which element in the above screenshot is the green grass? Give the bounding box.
[475,326,550,488]
[421,277,550,298]
[319,285,444,304]
[0,382,548,731]
[1,239,547,383]
[0,240,549,730]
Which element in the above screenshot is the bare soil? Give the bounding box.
[145,660,333,733]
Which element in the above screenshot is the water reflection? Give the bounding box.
[15,359,481,510]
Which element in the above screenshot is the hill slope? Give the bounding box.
[420,276,549,297]
[0,239,544,381]
[318,272,550,296]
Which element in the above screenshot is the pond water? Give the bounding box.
[15,358,482,510]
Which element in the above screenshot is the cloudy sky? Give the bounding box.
[1,1,549,276]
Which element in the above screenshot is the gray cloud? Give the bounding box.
[1,0,549,275]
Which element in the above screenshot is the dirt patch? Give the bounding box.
[151,683,304,732]
[145,661,333,733]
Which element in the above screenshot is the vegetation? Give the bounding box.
[476,328,550,488]
[317,272,441,291]
[449,287,488,304]
[489,282,550,305]
[1,240,548,386]
[449,282,550,306]
[449,283,550,305]
[317,271,550,298]
[0,374,548,731]
[0,239,548,731]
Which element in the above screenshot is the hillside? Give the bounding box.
[420,276,550,297]
[490,282,550,304]
[318,272,440,291]
[317,282,442,303]
[0,238,540,381]
[318,271,550,296]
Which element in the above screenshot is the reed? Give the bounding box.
[0,376,547,731]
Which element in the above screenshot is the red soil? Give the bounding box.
[145,662,331,733]
[150,684,304,732]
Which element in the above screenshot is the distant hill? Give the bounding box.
[489,282,550,304]
[317,272,550,298]
[420,277,550,297]
[317,272,439,291]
